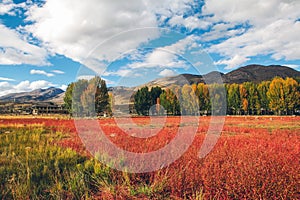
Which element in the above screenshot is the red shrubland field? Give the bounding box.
[0,116,299,199]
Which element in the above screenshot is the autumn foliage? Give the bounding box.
[0,116,299,199]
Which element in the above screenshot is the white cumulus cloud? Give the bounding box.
[202,0,300,69]
[51,70,65,74]
[1,0,299,79]
[127,35,198,70]
[0,77,15,81]
[169,15,211,31]
[284,64,299,69]
[0,24,49,66]
[159,69,177,77]
[30,69,54,77]
[0,0,27,16]
[59,84,68,91]
[24,0,161,73]
[215,55,250,70]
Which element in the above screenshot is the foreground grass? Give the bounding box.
[0,126,90,199]
[0,117,299,199]
[0,125,170,199]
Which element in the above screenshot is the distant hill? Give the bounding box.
[0,87,64,103]
[139,65,300,88]
[223,65,300,84]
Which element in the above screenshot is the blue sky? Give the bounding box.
[0,0,300,95]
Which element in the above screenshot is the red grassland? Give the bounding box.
[0,116,299,199]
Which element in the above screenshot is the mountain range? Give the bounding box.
[1,65,299,104]
[143,64,300,88]
[0,87,65,103]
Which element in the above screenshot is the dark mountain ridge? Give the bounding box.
[144,64,300,88]
[223,64,300,84]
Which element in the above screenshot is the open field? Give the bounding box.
[0,116,299,199]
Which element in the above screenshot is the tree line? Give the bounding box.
[133,86,182,116]
[133,77,300,116]
[64,76,111,117]
[63,76,299,116]
[226,77,299,115]
[133,84,225,116]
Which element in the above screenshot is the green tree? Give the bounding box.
[134,86,151,115]
[257,81,270,114]
[239,84,248,114]
[94,77,111,116]
[159,89,180,115]
[244,82,259,115]
[283,77,299,114]
[296,78,300,112]
[149,86,163,115]
[208,83,227,115]
[196,83,211,115]
[63,83,75,114]
[72,79,89,116]
[63,77,110,117]
[81,80,96,117]
[181,84,199,115]
[150,87,162,106]
[227,83,240,115]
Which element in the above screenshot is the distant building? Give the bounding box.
[0,103,14,114]
[0,102,68,115]
[13,103,33,115]
[32,103,68,115]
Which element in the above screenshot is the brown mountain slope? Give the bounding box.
[0,87,64,103]
[142,65,300,87]
[223,64,300,84]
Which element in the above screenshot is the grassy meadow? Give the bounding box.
[0,116,299,199]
